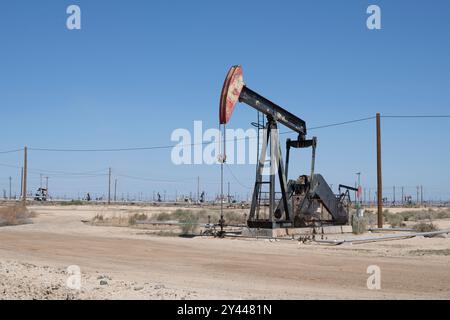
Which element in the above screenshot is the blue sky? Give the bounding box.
[1,0,449,201]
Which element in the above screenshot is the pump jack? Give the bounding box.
[219,66,353,229]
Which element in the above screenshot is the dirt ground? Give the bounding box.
[0,204,449,300]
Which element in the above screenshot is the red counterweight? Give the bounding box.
[219,65,244,124]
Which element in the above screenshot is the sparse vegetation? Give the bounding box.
[90,208,246,235]
[409,249,450,256]
[223,211,246,225]
[0,204,36,226]
[352,215,367,234]
[384,211,406,227]
[92,212,149,226]
[155,212,172,221]
[412,222,438,233]
[60,200,84,206]
[178,211,200,235]
[382,208,450,228]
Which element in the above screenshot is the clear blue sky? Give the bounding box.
[1,0,449,201]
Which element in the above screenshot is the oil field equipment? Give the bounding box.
[34,188,48,201]
[219,65,354,229]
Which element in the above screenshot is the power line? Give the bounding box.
[0,162,108,177]
[28,168,109,176]
[28,145,178,152]
[23,116,376,152]
[115,173,195,184]
[308,116,377,131]
[0,148,23,155]
[382,115,450,118]
[2,114,449,154]
[224,163,252,190]
[0,163,20,169]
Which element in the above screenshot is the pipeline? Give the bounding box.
[314,229,450,245]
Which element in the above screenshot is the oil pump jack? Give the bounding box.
[219,66,354,229]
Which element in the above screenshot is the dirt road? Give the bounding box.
[0,205,449,299]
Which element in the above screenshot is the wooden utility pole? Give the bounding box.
[376,113,383,228]
[416,186,420,204]
[114,179,117,202]
[20,167,23,199]
[9,176,12,200]
[108,167,111,205]
[197,176,200,203]
[401,186,404,205]
[22,147,28,205]
[420,185,423,205]
[393,186,396,205]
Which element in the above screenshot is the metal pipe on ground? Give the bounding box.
[369,228,415,232]
[314,229,450,245]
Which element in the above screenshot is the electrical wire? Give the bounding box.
[1,114,447,154]
[0,148,23,154]
[381,115,450,118]
[115,173,194,184]
[224,163,252,190]
[21,115,379,152]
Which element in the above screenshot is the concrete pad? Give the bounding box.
[242,225,353,238]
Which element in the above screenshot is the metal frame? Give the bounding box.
[248,118,292,228]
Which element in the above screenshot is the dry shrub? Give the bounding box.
[383,210,406,227]
[396,209,450,222]
[352,215,367,234]
[223,211,246,225]
[60,200,84,206]
[155,212,172,221]
[128,213,148,225]
[412,222,438,233]
[0,204,34,226]
[91,212,148,226]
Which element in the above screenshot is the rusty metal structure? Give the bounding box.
[220,66,354,229]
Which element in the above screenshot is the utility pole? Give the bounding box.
[22,146,27,205]
[20,167,23,199]
[393,186,396,205]
[114,179,117,202]
[401,186,404,205]
[416,186,420,205]
[355,172,361,205]
[108,167,111,205]
[197,176,200,203]
[9,176,12,200]
[40,174,43,189]
[376,113,383,228]
[420,185,423,205]
[45,176,49,192]
[228,181,230,203]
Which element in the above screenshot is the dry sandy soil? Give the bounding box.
[0,204,449,300]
